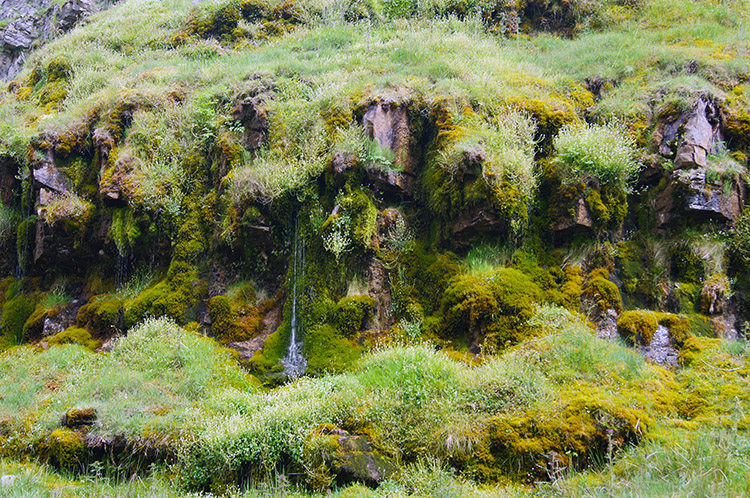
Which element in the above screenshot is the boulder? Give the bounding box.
[311,425,396,487]
[553,196,594,236]
[673,97,723,169]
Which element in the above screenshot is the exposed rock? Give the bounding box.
[33,162,71,194]
[596,308,619,341]
[639,325,678,368]
[231,94,268,151]
[449,206,504,250]
[361,97,417,197]
[673,97,723,169]
[0,0,117,80]
[42,299,84,336]
[57,0,97,32]
[553,196,594,235]
[98,156,131,205]
[313,425,397,487]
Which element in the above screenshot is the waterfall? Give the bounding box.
[281,216,307,379]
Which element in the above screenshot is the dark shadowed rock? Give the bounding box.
[449,206,504,250]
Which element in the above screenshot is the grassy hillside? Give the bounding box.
[0,0,749,495]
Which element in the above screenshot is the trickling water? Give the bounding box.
[281,216,307,379]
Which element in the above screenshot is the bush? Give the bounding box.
[553,122,640,192]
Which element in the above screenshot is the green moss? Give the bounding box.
[583,268,622,313]
[332,294,375,337]
[441,267,543,351]
[0,294,36,348]
[40,429,85,471]
[671,243,704,284]
[110,208,141,257]
[561,264,583,312]
[77,296,123,336]
[16,216,36,274]
[617,310,659,345]
[304,324,363,374]
[21,306,51,343]
[47,327,101,350]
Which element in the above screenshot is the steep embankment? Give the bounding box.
[0,0,748,495]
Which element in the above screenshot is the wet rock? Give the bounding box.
[0,156,20,206]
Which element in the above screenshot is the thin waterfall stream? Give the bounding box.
[281,216,307,379]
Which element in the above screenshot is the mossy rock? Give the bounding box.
[0,294,36,347]
[617,310,658,345]
[61,407,97,429]
[304,324,363,374]
[441,267,543,351]
[39,429,85,471]
[332,294,375,337]
[77,296,123,336]
[47,327,101,350]
[582,268,622,313]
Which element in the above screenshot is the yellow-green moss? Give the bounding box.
[77,297,123,336]
[47,327,101,350]
[617,310,658,345]
[561,265,583,312]
[40,429,85,471]
[0,294,36,347]
[583,268,622,313]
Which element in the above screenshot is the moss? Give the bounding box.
[16,216,36,274]
[110,208,141,257]
[441,267,543,352]
[617,310,659,345]
[561,264,583,312]
[671,243,704,284]
[0,294,36,347]
[208,295,236,343]
[699,273,731,315]
[582,268,622,313]
[332,295,375,337]
[40,429,85,471]
[469,383,649,482]
[654,312,691,347]
[47,327,101,350]
[304,324,363,374]
[21,306,52,343]
[61,407,97,428]
[77,296,123,336]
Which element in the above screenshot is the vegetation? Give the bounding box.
[0,0,749,495]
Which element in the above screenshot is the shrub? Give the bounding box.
[553,122,640,192]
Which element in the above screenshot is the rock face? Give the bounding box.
[553,195,594,236]
[361,97,418,197]
[654,95,746,227]
[450,206,505,250]
[0,0,115,80]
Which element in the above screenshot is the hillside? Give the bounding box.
[0,0,749,495]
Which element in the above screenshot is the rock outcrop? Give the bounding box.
[0,0,116,80]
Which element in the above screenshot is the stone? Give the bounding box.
[449,207,504,250]
[3,18,39,50]
[361,97,417,197]
[673,96,723,170]
[231,95,268,151]
[314,425,397,487]
[33,162,70,193]
[553,196,594,235]
[1,475,18,486]
[639,325,679,369]
[57,0,97,32]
